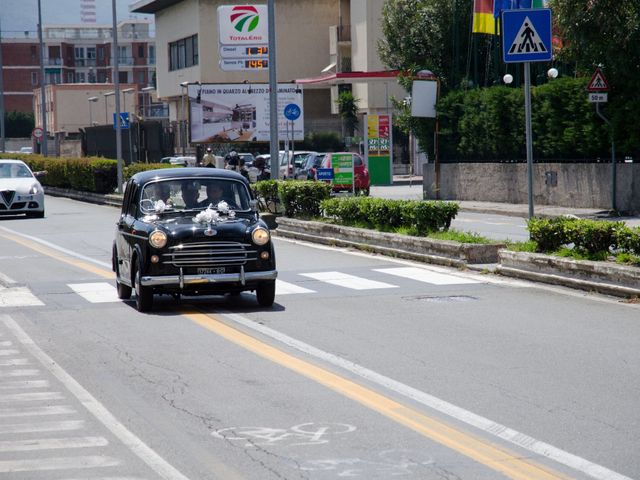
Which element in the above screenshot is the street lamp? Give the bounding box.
[503,74,514,85]
[88,96,98,126]
[103,91,115,125]
[547,68,558,79]
[179,81,189,155]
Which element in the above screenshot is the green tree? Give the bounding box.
[336,91,360,138]
[4,111,35,138]
[549,0,640,157]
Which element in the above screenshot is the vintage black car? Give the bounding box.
[112,168,277,312]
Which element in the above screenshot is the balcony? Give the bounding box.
[117,57,135,66]
[74,58,97,67]
[46,57,63,66]
[337,24,351,43]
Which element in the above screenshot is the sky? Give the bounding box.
[2,0,152,34]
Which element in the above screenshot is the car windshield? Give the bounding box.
[139,178,252,214]
[0,163,33,179]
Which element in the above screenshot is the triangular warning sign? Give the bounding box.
[507,16,549,55]
[587,68,609,92]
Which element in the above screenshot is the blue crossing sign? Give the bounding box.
[502,9,552,63]
[113,112,130,130]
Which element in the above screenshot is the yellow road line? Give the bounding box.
[0,232,114,280]
[1,230,571,478]
[184,310,570,480]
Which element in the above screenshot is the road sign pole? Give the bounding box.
[267,0,279,180]
[596,102,616,211]
[524,62,534,219]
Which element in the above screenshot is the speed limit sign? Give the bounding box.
[32,127,44,139]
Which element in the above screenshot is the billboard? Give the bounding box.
[187,83,304,143]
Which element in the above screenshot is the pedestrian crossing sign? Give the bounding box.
[502,9,552,63]
[587,68,609,92]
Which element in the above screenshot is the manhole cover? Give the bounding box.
[403,295,478,303]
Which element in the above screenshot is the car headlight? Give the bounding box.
[30,183,43,195]
[149,230,168,249]
[252,227,270,246]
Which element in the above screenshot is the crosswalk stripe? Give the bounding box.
[0,391,63,402]
[0,379,49,389]
[0,358,30,366]
[0,286,43,307]
[0,349,20,356]
[59,477,146,480]
[276,279,316,295]
[300,271,398,290]
[0,341,12,347]
[375,267,480,285]
[0,420,85,434]
[0,405,77,418]
[0,369,40,377]
[0,455,120,473]
[0,436,108,452]
[68,283,119,303]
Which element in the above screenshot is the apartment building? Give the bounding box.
[1,20,157,122]
[130,0,404,139]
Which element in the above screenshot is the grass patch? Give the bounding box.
[428,229,493,244]
[505,240,538,252]
[615,252,640,266]
[556,247,609,262]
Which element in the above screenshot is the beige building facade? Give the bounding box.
[131,0,405,145]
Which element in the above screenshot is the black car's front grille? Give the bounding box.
[163,241,256,267]
[1,190,15,205]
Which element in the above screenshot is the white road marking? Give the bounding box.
[0,349,20,356]
[0,226,112,269]
[300,271,397,290]
[0,405,77,418]
[0,379,49,389]
[223,311,633,480]
[375,267,479,285]
[0,436,108,452]
[0,341,12,346]
[1,315,190,480]
[0,358,30,366]
[68,283,119,303]
[0,455,120,473]
[0,286,43,307]
[0,391,63,402]
[0,369,40,377]
[0,272,17,285]
[0,420,85,434]
[276,279,316,295]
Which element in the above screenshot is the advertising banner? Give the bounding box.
[332,153,354,187]
[187,83,304,143]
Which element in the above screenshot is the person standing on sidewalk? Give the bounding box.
[202,147,215,168]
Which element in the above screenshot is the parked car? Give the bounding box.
[279,150,317,179]
[296,152,326,180]
[18,147,33,154]
[316,152,370,195]
[0,159,46,218]
[112,168,277,312]
[159,156,196,167]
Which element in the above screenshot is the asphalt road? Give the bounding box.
[0,195,638,479]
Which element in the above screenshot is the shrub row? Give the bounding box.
[1,153,174,194]
[252,180,332,218]
[528,217,640,255]
[321,197,459,235]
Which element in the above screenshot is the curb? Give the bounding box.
[45,187,122,208]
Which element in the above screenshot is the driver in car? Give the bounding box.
[181,182,201,209]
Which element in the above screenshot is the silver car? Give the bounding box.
[0,159,46,218]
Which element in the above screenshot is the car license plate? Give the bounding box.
[197,267,226,275]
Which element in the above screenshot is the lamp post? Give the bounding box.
[179,81,188,155]
[112,0,123,193]
[37,0,48,156]
[103,91,115,125]
[88,96,98,126]
[122,88,135,164]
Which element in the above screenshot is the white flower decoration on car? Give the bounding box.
[193,206,220,225]
[216,201,230,214]
[153,199,168,213]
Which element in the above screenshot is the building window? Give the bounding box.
[138,71,145,83]
[75,72,85,83]
[87,47,96,59]
[98,47,104,60]
[168,34,198,71]
[138,45,145,58]
[149,45,155,64]
[119,71,128,83]
[31,72,38,86]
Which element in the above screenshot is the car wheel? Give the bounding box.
[133,260,153,312]
[113,248,132,300]
[256,280,275,307]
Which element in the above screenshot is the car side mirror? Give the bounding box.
[33,170,47,178]
[249,199,258,212]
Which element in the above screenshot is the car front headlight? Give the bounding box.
[30,183,43,195]
[149,230,168,249]
[252,227,270,246]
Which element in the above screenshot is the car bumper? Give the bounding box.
[141,266,277,288]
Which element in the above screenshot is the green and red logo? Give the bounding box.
[230,6,260,33]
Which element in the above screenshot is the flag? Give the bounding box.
[473,0,496,34]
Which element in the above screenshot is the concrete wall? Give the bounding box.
[423,163,640,214]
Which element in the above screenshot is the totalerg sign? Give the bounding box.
[218,5,268,45]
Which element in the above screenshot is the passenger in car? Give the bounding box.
[199,183,226,208]
[181,182,201,209]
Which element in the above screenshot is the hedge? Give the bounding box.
[321,197,459,235]
[528,217,640,256]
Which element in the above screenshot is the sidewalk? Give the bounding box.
[388,175,640,226]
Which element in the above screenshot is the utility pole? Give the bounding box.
[37,0,48,156]
[112,0,123,193]
[268,0,278,179]
[0,20,5,153]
